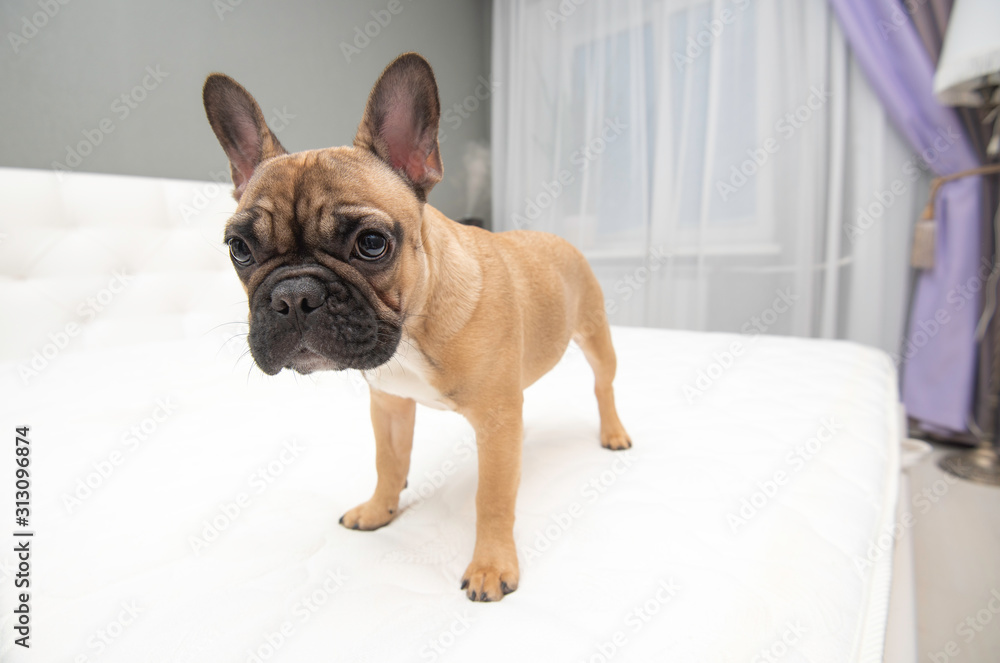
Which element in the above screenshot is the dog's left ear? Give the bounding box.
[203,73,288,201]
[354,53,443,200]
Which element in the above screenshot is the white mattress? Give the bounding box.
[0,326,899,662]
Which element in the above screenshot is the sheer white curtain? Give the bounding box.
[492,0,926,354]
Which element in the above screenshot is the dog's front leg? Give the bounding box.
[461,400,522,602]
[340,389,415,530]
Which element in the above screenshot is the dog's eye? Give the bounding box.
[355,231,388,261]
[228,238,254,266]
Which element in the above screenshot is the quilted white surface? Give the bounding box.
[0,168,900,661]
[0,167,243,364]
[0,325,899,662]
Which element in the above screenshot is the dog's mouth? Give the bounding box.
[284,346,345,374]
[247,270,401,375]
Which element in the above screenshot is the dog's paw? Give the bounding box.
[601,427,632,450]
[339,500,397,531]
[460,557,519,602]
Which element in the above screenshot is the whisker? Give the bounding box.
[203,320,249,335]
[233,347,254,371]
[216,334,248,360]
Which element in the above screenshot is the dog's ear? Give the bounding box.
[354,53,443,200]
[203,74,287,201]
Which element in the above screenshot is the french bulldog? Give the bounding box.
[202,53,631,602]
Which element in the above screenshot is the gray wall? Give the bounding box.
[0,0,492,223]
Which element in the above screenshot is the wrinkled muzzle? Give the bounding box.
[247,269,401,375]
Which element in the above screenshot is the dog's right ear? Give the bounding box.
[354,53,443,201]
[203,74,287,201]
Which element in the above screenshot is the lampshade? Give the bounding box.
[933,0,1000,107]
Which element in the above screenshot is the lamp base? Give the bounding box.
[938,444,1000,487]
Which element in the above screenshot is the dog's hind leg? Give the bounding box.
[573,277,631,451]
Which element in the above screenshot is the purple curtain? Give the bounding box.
[828,0,983,433]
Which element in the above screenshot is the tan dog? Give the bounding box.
[202,53,630,602]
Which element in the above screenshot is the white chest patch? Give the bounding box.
[363,336,455,410]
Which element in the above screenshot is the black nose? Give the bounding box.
[270,277,326,317]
